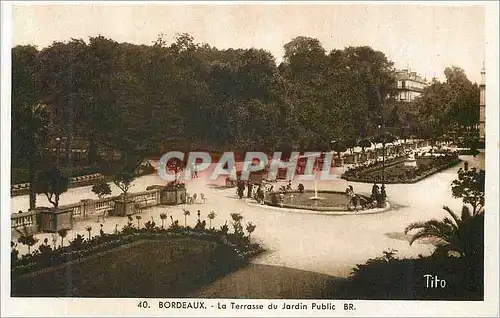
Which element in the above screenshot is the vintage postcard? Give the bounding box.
[1,1,498,317]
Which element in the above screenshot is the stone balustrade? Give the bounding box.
[133,190,161,207]
[11,188,162,233]
[11,210,37,232]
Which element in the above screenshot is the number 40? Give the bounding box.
[138,301,150,309]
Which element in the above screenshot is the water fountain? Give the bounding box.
[309,177,322,200]
[263,165,390,212]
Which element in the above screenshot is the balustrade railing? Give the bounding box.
[132,189,160,207]
[94,197,115,215]
[59,202,85,218]
[11,188,163,232]
[11,211,37,229]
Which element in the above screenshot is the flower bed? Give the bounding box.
[342,154,461,184]
[11,223,263,279]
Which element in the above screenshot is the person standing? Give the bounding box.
[347,185,358,211]
[247,181,253,198]
[371,183,379,201]
[380,184,387,203]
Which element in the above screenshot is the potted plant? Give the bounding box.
[160,180,187,205]
[34,167,71,232]
[112,170,136,216]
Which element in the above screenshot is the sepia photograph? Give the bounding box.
[1,1,499,317]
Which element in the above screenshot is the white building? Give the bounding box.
[479,66,485,143]
[394,69,428,102]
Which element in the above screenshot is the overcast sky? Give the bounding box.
[12,3,485,83]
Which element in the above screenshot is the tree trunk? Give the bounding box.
[28,159,36,211]
[88,138,99,165]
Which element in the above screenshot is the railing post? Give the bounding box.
[81,199,95,219]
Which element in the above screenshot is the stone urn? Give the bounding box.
[113,193,136,216]
[38,206,74,233]
[160,182,187,205]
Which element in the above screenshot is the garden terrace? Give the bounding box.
[342,154,461,184]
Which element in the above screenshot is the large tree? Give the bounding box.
[11,45,51,209]
[411,66,480,141]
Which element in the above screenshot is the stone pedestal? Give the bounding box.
[160,187,187,205]
[80,199,95,219]
[38,207,74,233]
[113,195,136,216]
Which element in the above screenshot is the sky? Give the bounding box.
[11,3,486,83]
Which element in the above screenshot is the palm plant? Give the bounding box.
[246,222,256,239]
[15,227,38,254]
[207,211,216,229]
[230,213,244,236]
[57,229,68,248]
[160,213,167,229]
[405,205,484,258]
[135,215,142,228]
[183,209,190,227]
[51,234,58,249]
[85,226,92,240]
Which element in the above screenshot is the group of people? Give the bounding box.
[236,180,265,203]
[345,183,388,211]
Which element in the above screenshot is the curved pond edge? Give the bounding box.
[246,193,391,216]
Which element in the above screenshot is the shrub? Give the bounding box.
[335,249,483,300]
[69,234,85,251]
[166,180,186,190]
[91,181,112,199]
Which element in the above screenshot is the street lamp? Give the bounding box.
[55,137,61,169]
[377,125,386,186]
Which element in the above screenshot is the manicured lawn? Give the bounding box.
[12,238,239,297]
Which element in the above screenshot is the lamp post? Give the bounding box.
[55,137,61,170]
[377,125,386,186]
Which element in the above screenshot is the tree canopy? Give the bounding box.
[11,34,480,165]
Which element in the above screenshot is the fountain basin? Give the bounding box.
[264,190,377,212]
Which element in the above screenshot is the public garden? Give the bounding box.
[10,34,485,299]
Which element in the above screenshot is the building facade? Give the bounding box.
[479,66,486,143]
[394,69,428,102]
